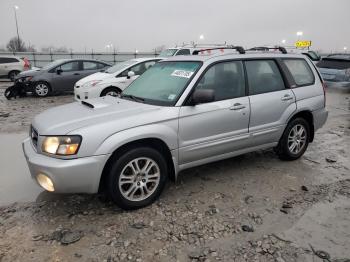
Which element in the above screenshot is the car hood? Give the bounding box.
[75,72,112,86]
[32,96,176,136]
[17,68,42,78]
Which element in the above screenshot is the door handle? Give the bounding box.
[74,73,80,75]
[230,103,246,110]
[281,94,293,101]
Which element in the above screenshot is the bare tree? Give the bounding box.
[154,45,167,53]
[41,46,69,53]
[27,44,37,52]
[6,36,26,52]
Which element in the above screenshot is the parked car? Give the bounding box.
[15,59,111,97]
[23,47,328,210]
[316,54,350,88]
[0,56,30,81]
[158,43,228,57]
[74,58,161,101]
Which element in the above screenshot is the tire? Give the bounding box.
[107,147,168,210]
[276,118,310,161]
[100,87,121,97]
[8,70,20,82]
[34,81,50,97]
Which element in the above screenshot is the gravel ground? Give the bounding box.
[0,80,349,262]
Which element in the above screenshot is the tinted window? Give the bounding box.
[0,57,19,64]
[316,58,350,70]
[195,61,245,101]
[284,59,314,86]
[83,61,99,70]
[176,49,191,56]
[245,60,285,95]
[59,61,80,72]
[97,63,107,69]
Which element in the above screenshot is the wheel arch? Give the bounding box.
[288,110,314,142]
[98,137,176,194]
[7,69,20,79]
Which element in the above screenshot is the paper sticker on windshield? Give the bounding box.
[171,70,194,78]
[168,94,176,100]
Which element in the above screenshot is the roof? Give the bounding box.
[130,57,162,62]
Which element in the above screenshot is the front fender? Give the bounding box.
[94,122,178,155]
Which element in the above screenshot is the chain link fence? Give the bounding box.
[0,51,159,67]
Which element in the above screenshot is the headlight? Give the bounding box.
[42,136,82,155]
[82,80,102,88]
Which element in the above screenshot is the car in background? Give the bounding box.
[158,43,228,57]
[0,56,31,81]
[15,59,111,97]
[74,58,161,101]
[316,54,350,88]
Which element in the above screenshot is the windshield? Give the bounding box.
[106,60,136,73]
[41,60,67,70]
[158,49,178,57]
[317,58,350,70]
[122,61,202,106]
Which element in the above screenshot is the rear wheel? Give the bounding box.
[101,87,121,97]
[34,82,50,97]
[107,147,168,210]
[276,118,310,160]
[8,70,20,82]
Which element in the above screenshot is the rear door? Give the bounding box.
[51,61,83,91]
[178,60,250,165]
[245,59,296,146]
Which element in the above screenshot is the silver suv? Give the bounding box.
[23,46,328,210]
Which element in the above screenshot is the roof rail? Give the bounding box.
[193,45,246,55]
[248,46,287,54]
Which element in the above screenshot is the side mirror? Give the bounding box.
[127,71,135,79]
[56,68,63,75]
[191,89,215,105]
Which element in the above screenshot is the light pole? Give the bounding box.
[281,39,286,45]
[296,31,303,41]
[344,47,347,53]
[13,5,20,51]
[199,34,204,41]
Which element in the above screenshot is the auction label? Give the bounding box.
[171,70,194,78]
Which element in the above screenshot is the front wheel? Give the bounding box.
[34,82,50,97]
[276,118,310,160]
[101,87,121,97]
[107,147,168,210]
[8,70,20,82]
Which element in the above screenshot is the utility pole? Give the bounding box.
[14,6,20,51]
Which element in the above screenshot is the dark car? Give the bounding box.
[316,54,350,88]
[15,59,111,97]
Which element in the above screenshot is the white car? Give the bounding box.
[0,56,30,81]
[74,58,161,101]
[158,43,229,57]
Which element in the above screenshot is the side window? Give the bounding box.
[176,49,191,56]
[59,61,80,72]
[97,63,107,69]
[130,61,156,75]
[83,61,99,70]
[195,61,246,101]
[245,60,285,95]
[283,59,315,86]
[0,57,18,63]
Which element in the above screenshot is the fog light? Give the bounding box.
[36,173,55,192]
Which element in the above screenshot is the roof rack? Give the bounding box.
[193,45,246,55]
[248,46,287,54]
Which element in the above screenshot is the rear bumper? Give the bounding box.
[313,107,328,131]
[22,138,110,194]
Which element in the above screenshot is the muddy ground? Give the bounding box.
[0,80,349,262]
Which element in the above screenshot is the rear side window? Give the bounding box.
[245,60,285,95]
[0,57,19,64]
[283,59,314,86]
[316,58,350,70]
[83,61,99,70]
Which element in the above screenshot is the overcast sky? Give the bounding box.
[0,0,349,52]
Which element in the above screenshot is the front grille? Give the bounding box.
[30,126,38,148]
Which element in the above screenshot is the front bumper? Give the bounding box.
[74,86,101,101]
[22,138,110,194]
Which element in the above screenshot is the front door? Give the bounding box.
[51,61,83,91]
[178,60,250,165]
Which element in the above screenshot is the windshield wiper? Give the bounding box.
[120,94,145,103]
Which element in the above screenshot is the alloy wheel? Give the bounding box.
[287,124,307,154]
